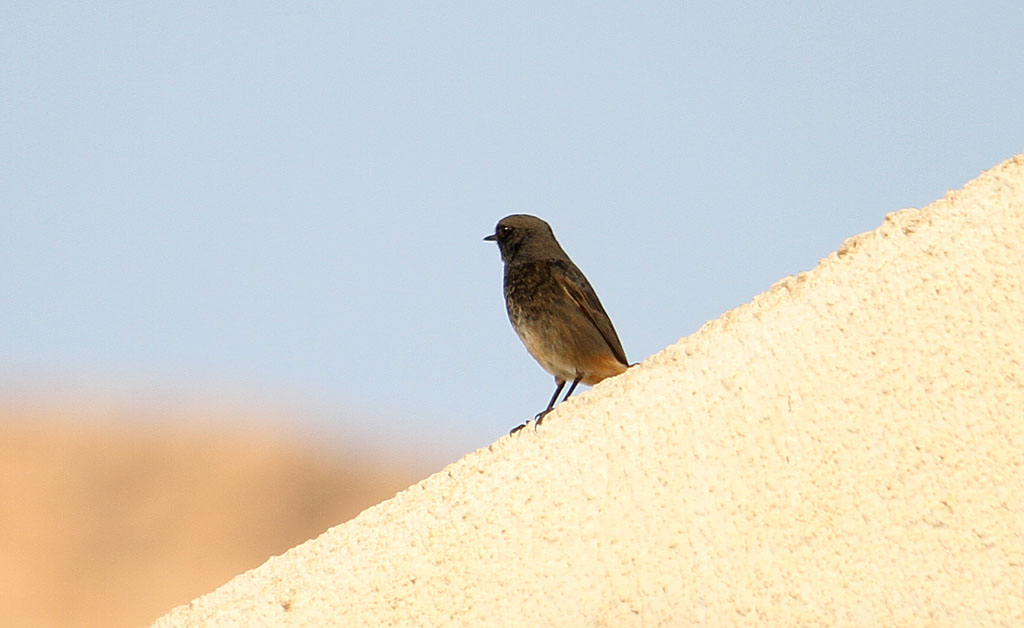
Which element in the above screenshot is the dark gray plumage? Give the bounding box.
[485,214,627,430]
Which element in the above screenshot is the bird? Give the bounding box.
[484,214,628,431]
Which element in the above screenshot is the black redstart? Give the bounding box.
[484,214,628,431]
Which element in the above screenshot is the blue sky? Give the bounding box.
[3,2,1022,463]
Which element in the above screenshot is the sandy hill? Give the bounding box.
[157,153,1023,626]
[0,402,422,628]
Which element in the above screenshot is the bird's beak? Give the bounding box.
[483,233,497,242]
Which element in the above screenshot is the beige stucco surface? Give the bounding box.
[153,155,1024,627]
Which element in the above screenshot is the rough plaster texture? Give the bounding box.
[153,155,1024,627]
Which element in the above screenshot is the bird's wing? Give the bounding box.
[550,260,629,366]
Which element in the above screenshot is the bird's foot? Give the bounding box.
[510,408,554,435]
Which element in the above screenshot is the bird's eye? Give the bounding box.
[499,225,512,237]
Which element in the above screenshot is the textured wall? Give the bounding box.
[153,155,1024,627]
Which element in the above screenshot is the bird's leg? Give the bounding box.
[560,375,583,404]
[534,376,582,429]
[536,378,566,420]
[511,379,566,434]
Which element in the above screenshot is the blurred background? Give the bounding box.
[2,2,1022,627]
